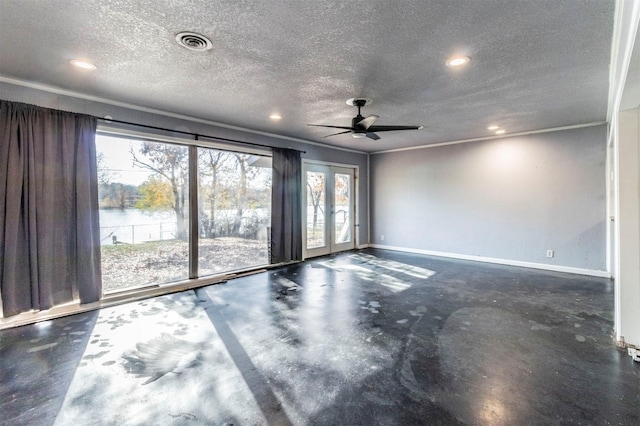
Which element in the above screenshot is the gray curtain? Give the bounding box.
[0,101,102,317]
[270,147,302,263]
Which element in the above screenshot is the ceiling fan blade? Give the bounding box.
[307,124,352,130]
[366,132,381,140]
[323,130,352,138]
[366,125,423,132]
[355,114,379,131]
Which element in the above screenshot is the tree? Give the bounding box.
[136,176,173,210]
[231,153,249,235]
[96,151,117,186]
[131,142,189,240]
[198,150,228,238]
[198,150,271,239]
[98,182,137,209]
[111,183,137,209]
[307,172,325,234]
[97,151,133,209]
[229,153,269,237]
[333,173,351,242]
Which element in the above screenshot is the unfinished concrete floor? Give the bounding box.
[1,249,638,425]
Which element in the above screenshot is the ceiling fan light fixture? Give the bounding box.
[175,32,213,51]
[446,55,471,67]
[346,98,372,106]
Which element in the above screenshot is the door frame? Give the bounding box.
[302,160,359,259]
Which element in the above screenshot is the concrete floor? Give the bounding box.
[1,249,638,425]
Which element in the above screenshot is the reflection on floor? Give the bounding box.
[1,249,638,425]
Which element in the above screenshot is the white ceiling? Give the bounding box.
[0,0,614,153]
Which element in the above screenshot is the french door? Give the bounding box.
[303,162,356,258]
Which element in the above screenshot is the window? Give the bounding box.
[197,147,271,275]
[96,133,271,294]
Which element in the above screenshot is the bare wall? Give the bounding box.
[370,125,607,272]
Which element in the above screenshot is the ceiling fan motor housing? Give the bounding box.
[352,115,369,137]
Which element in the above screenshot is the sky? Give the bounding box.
[95,134,155,186]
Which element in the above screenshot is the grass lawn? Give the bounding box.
[100,237,268,293]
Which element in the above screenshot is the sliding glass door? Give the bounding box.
[196,148,272,276]
[95,133,271,294]
[96,135,190,292]
[303,163,356,258]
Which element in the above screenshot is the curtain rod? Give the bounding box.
[96,116,306,154]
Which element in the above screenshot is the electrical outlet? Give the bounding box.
[380,235,385,241]
[546,250,554,258]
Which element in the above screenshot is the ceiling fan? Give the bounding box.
[307,98,424,140]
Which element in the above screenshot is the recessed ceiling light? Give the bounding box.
[446,55,471,67]
[487,125,500,130]
[176,32,213,51]
[495,129,506,135]
[70,59,96,70]
[269,114,282,120]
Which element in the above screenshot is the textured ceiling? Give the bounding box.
[0,0,614,152]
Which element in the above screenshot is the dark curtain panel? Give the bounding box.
[270,147,302,263]
[0,101,102,317]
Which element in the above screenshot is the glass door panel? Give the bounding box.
[330,167,355,253]
[303,163,355,259]
[96,135,190,293]
[197,148,272,276]
[334,173,351,244]
[306,171,327,250]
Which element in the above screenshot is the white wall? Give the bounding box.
[615,107,640,347]
[609,0,640,349]
[370,125,608,275]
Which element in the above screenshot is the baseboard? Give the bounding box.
[357,244,371,249]
[369,244,612,278]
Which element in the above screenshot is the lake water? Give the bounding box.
[99,208,270,245]
[99,209,177,245]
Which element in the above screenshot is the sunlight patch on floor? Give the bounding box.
[53,292,265,425]
[318,258,412,293]
[349,253,436,279]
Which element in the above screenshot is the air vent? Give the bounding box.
[175,32,213,51]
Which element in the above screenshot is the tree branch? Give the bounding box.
[130,149,173,182]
